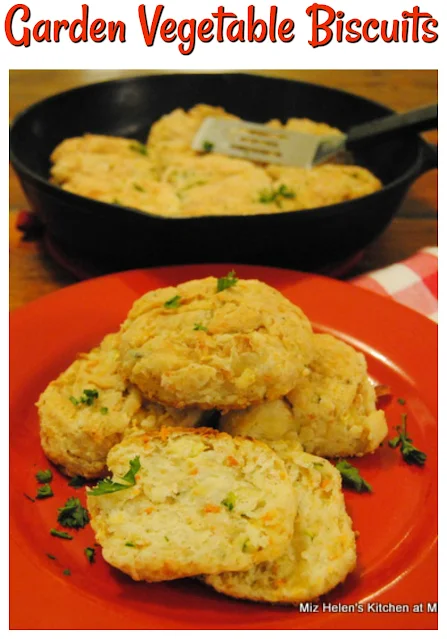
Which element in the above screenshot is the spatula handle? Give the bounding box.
[346,104,438,148]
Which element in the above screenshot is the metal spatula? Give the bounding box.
[191,104,437,168]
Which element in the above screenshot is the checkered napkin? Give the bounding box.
[351,247,438,322]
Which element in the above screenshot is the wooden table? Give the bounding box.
[9,70,438,311]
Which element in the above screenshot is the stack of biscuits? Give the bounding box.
[37,275,388,605]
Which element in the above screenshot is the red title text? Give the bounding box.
[4,4,439,53]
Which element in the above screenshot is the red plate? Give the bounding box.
[10,265,438,630]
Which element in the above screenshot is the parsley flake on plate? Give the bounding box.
[397,397,406,406]
[36,469,53,483]
[335,460,372,493]
[36,484,54,499]
[217,270,238,292]
[84,547,96,564]
[46,553,57,560]
[62,569,71,576]
[100,407,109,415]
[88,457,141,497]
[50,529,73,540]
[57,497,90,529]
[193,322,208,332]
[388,413,427,466]
[125,541,135,547]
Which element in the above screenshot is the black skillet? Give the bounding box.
[10,73,438,273]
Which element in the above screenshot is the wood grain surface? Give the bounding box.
[9,70,438,310]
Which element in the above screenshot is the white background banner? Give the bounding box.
[1,0,443,68]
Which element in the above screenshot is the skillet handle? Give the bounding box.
[419,141,438,173]
[346,105,438,149]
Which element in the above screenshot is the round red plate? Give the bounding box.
[10,265,438,630]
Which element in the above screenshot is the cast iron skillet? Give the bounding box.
[10,73,437,272]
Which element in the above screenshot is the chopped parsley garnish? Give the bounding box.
[164,295,181,309]
[68,475,88,488]
[164,536,170,542]
[242,539,251,552]
[88,457,141,496]
[100,407,109,415]
[313,462,324,469]
[129,142,148,156]
[217,270,238,292]
[62,569,71,576]
[303,528,315,539]
[80,389,98,405]
[36,484,54,499]
[221,492,236,511]
[24,493,35,503]
[133,183,145,192]
[46,553,57,560]
[84,547,96,564]
[125,541,135,547]
[57,497,90,529]
[50,529,73,540]
[335,460,372,493]
[202,140,214,153]
[259,190,274,203]
[36,469,53,483]
[397,398,406,406]
[388,414,427,466]
[278,184,296,198]
[259,184,296,205]
[193,322,208,331]
[70,389,99,407]
[180,179,207,191]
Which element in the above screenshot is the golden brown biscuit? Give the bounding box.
[87,427,297,582]
[147,103,239,170]
[220,399,299,442]
[265,164,382,211]
[37,333,203,478]
[221,333,388,457]
[119,277,313,410]
[160,153,274,216]
[50,134,181,216]
[205,440,356,604]
[50,107,381,218]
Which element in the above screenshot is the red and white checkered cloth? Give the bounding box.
[351,247,438,322]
